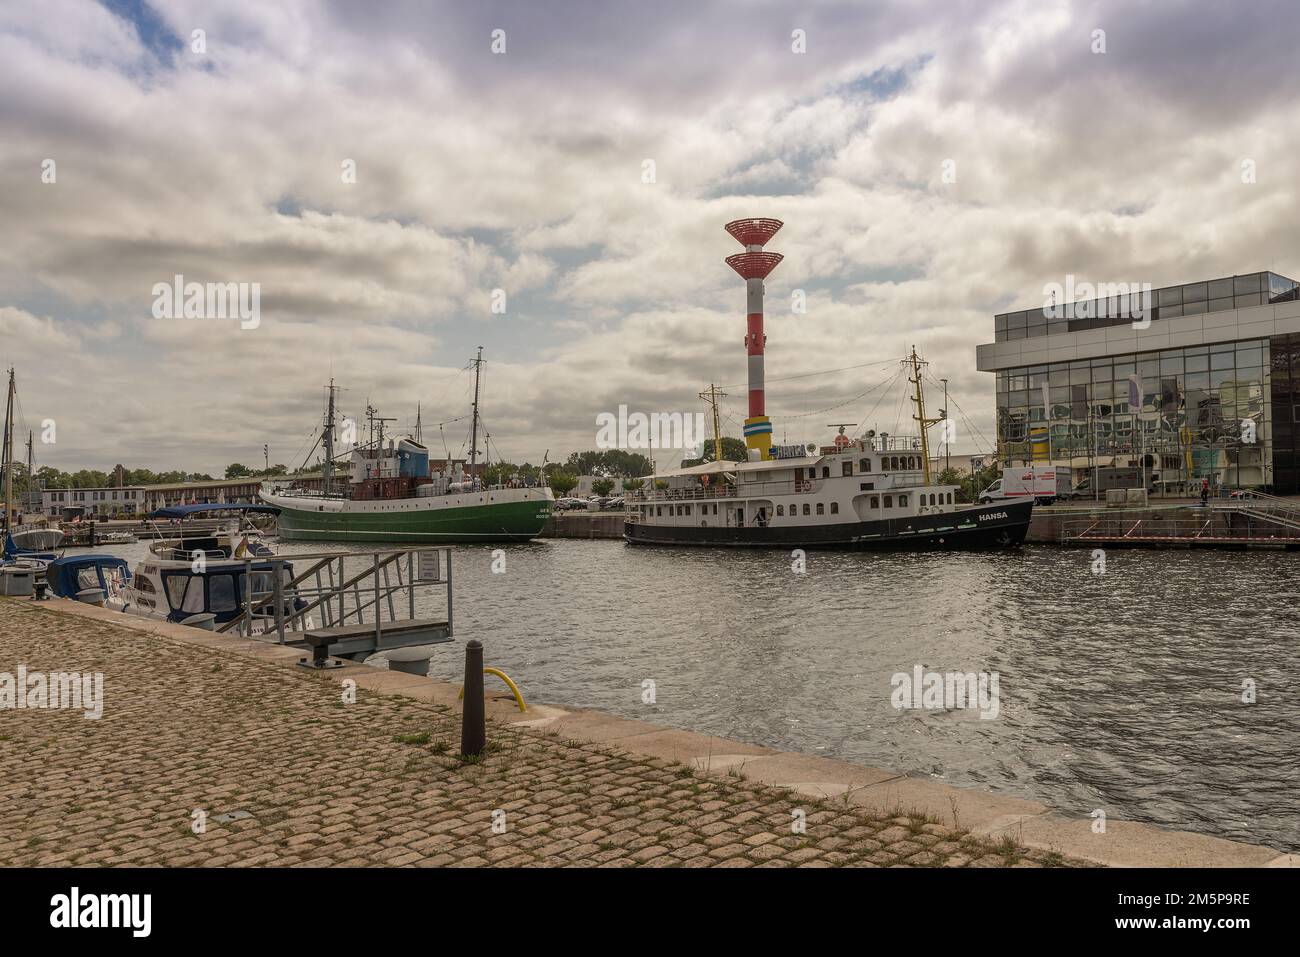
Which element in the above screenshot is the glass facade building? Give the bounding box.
[979,271,1300,496]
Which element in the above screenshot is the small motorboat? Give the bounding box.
[45,554,133,604]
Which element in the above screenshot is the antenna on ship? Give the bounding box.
[698,384,728,462]
[906,346,944,487]
[827,423,857,452]
[469,346,484,485]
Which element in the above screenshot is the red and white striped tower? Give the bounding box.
[725,217,783,460]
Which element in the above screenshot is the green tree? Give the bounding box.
[592,478,616,496]
[622,478,644,492]
[225,463,255,479]
[680,436,747,467]
[548,471,578,496]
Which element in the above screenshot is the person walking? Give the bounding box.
[1200,477,1210,506]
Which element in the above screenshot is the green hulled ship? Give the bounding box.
[260,349,553,544]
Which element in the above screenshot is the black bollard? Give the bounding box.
[460,639,486,758]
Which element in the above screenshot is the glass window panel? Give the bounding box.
[1207,296,1234,313]
[1234,274,1262,295]
[1211,351,1235,369]
[1162,303,1184,318]
[1160,356,1183,374]
[1112,360,1135,378]
[995,315,1008,333]
[1182,282,1208,303]
[1008,311,1028,329]
[1208,278,1234,298]
[1158,286,1183,306]
[1182,300,1207,315]
[1184,371,1210,390]
[1234,293,1263,308]
[1008,326,1025,340]
[1070,366,1090,385]
[1048,320,1068,336]
[1185,354,1209,373]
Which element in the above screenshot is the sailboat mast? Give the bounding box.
[469,346,483,482]
[2,368,14,532]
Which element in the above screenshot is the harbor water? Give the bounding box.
[88,537,1300,852]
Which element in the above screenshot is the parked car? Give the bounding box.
[603,496,625,510]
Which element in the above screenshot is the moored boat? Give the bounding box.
[260,348,553,543]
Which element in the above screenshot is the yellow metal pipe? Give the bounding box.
[458,667,527,712]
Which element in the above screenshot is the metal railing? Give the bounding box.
[1232,490,1300,528]
[1060,510,1300,544]
[216,547,453,645]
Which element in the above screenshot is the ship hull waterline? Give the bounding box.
[268,496,552,544]
[624,500,1033,550]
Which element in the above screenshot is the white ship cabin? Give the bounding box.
[627,438,961,528]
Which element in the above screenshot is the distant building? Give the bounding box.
[979,270,1300,495]
[42,486,146,518]
[927,454,991,478]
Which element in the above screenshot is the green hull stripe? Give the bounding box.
[275,498,550,544]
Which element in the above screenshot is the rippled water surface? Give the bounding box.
[98,537,1300,851]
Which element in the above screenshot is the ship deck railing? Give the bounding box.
[629,479,825,503]
[215,547,454,651]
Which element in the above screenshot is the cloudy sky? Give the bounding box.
[2,0,1297,476]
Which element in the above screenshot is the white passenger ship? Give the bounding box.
[625,431,1031,550]
[626,349,1032,550]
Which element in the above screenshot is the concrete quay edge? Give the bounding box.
[19,597,1293,869]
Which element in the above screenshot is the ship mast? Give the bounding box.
[907,346,943,487]
[322,378,337,496]
[698,384,727,462]
[469,346,483,483]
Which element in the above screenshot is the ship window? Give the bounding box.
[842,462,853,476]
[947,492,953,504]
[822,467,830,478]
[808,468,816,479]
[163,575,190,611]
[209,575,238,613]
[859,458,871,471]
[776,505,784,516]
[655,506,662,516]
[830,502,839,514]
[884,495,893,508]
[816,503,825,515]
[900,495,908,507]
[685,505,692,516]
[802,504,811,516]
[870,496,879,508]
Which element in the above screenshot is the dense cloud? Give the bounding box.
[1,0,1296,474]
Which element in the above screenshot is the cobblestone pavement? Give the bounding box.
[0,600,1084,867]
